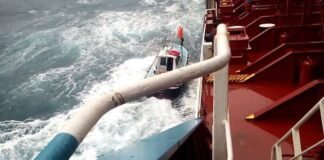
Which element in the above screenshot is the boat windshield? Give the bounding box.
[158,56,174,72]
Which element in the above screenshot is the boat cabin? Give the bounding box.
[153,55,176,75]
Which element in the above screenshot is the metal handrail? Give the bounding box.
[195,22,207,118]
[289,139,324,160]
[35,24,231,160]
[271,97,324,160]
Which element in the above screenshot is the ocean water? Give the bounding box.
[0,0,204,159]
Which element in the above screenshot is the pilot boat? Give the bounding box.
[146,44,189,97]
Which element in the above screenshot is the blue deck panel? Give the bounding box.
[102,118,202,160]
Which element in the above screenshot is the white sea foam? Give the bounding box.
[81,56,154,101]
[27,9,38,15]
[0,0,204,159]
[165,3,180,13]
[140,0,158,6]
[0,114,68,159]
[77,0,101,4]
[71,98,183,160]
[0,56,187,159]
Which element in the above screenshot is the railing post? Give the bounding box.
[271,147,276,160]
[212,24,231,160]
[292,129,303,160]
[319,100,324,135]
[206,0,216,9]
[275,144,283,160]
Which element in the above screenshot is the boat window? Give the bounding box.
[160,57,167,66]
[167,57,173,71]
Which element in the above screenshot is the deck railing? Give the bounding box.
[271,97,324,160]
[35,24,231,160]
[195,20,206,118]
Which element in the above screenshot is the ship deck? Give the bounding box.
[201,0,324,159]
[202,79,323,159]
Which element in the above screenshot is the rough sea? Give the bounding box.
[0,0,204,159]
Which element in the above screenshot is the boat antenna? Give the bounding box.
[162,35,168,48]
[177,25,184,46]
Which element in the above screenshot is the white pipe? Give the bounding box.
[62,24,230,144]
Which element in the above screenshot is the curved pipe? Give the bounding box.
[35,24,230,160]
